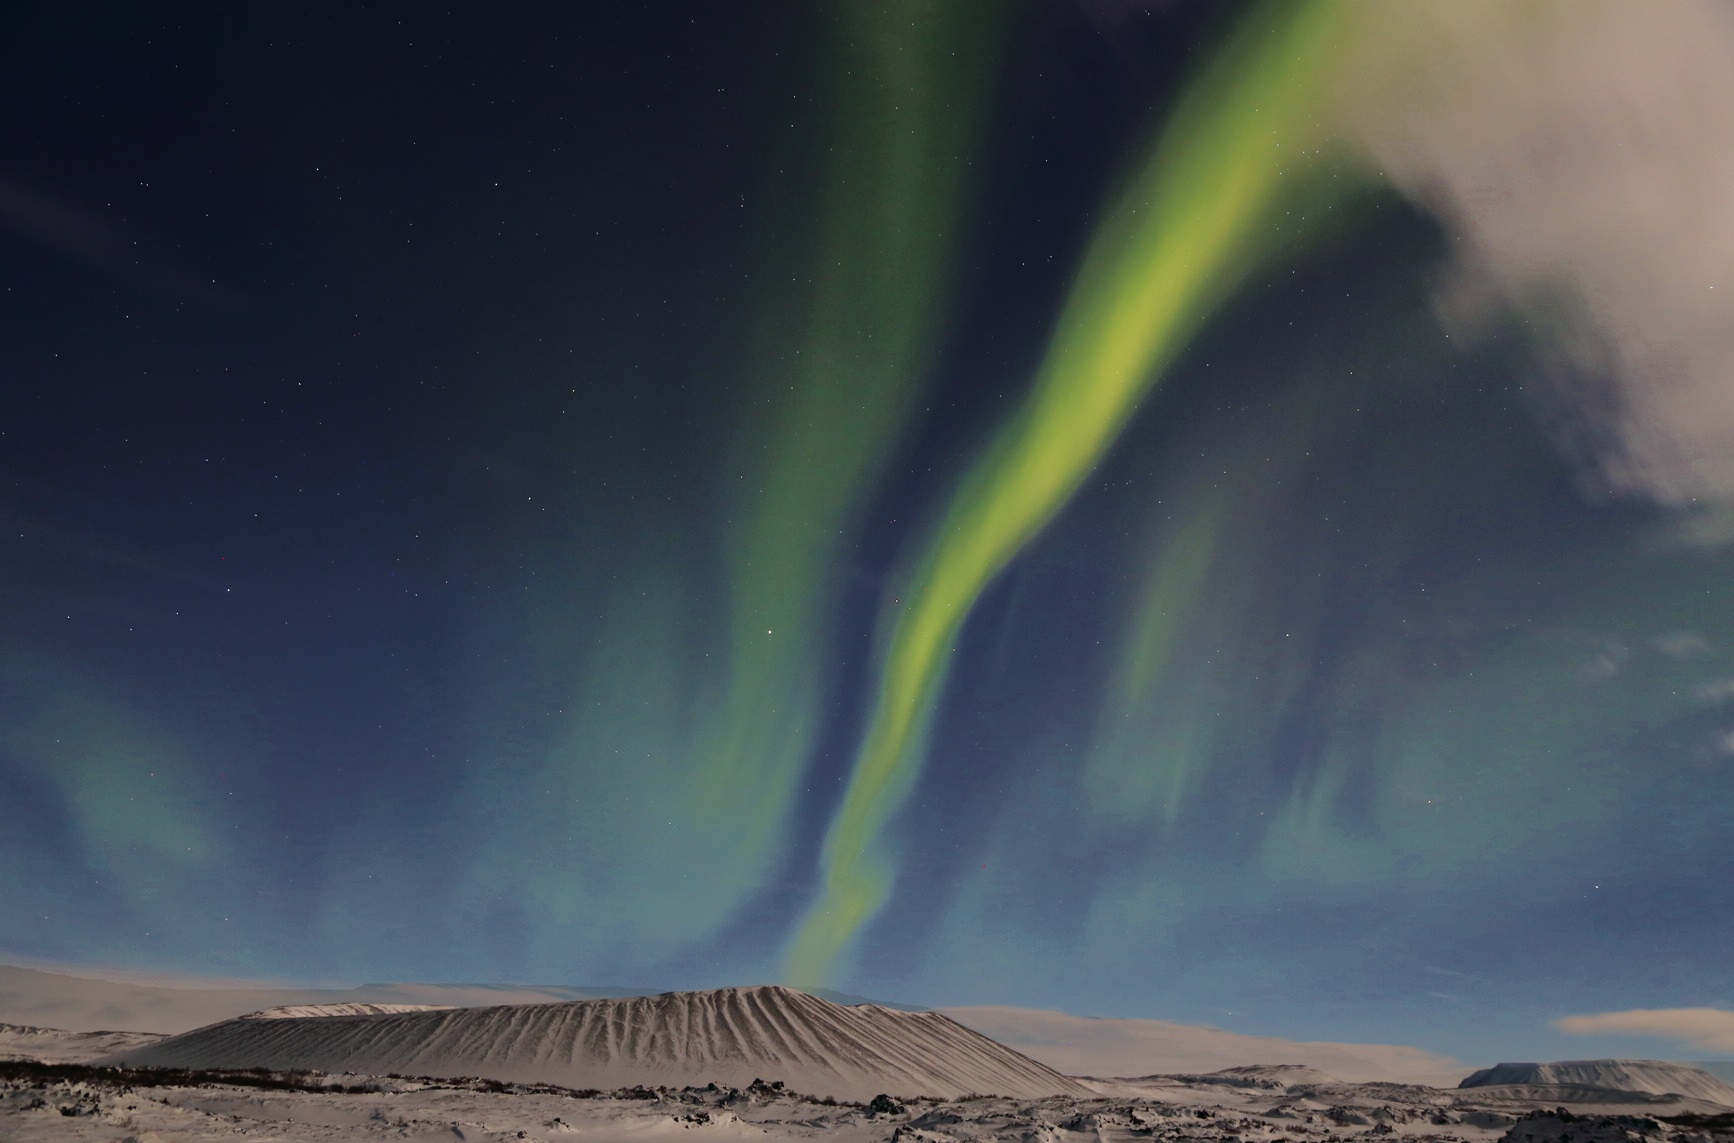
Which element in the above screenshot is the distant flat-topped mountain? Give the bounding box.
[104,985,1091,1102]
[1461,1060,1734,1105]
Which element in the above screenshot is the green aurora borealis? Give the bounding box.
[4,0,1734,1063]
[453,0,1003,972]
[786,1,1352,985]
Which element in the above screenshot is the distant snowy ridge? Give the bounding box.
[943,1005,1464,1085]
[1461,1060,1734,1105]
[103,985,1091,1102]
[0,963,657,1033]
[0,1022,166,1064]
[239,1003,452,1019]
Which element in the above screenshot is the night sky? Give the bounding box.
[5,1,1734,1064]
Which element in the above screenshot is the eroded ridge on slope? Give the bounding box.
[103,985,1091,1102]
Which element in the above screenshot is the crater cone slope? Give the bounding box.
[104,985,1090,1102]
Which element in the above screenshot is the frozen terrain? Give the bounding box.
[5,969,1732,1142]
[5,1053,1732,1143]
[4,987,1734,1143]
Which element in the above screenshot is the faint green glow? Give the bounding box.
[1085,376,1328,827]
[696,0,1001,881]
[0,661,218,888]
[787,1,1352,986]
[1260,545,1734,883]
[454,3,1002,966]
[1087,485,1231,824]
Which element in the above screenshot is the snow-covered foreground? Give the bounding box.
[4,983,1732,1142]
[5,1058,1733,1143]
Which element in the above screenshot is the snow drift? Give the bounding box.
[1460,1060,1734,1105]
[103,985,1090,1102]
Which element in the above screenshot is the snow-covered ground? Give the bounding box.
[5,1057,1729,1143]
[4,975,1731,1143]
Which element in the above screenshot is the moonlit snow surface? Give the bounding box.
[7,988,1734,1143]
[7,1045,1734,1143]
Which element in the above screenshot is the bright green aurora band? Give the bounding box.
[787,1,1353,986]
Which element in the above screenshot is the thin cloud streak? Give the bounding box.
[0,173,237,305]
[1556,1008,1734,1052]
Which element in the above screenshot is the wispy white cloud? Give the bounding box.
[1556,1007,1734,1052]
[1341,1,1734,513]
[0,173,238,305]
[1695,680,1734,703]
[1657,632,1714,659]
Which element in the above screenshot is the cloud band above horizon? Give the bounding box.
[1556,1008,1734,1053]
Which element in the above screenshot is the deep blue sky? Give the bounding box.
[3,1,1731,1065]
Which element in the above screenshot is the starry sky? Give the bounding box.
[4,0,1734,1065]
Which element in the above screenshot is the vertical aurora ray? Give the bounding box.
[693,0,1002,873]
[786,1,1354,986]
[447,2,1004,970]
[1086,475,1238,826]
[1085,371,1331,828]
